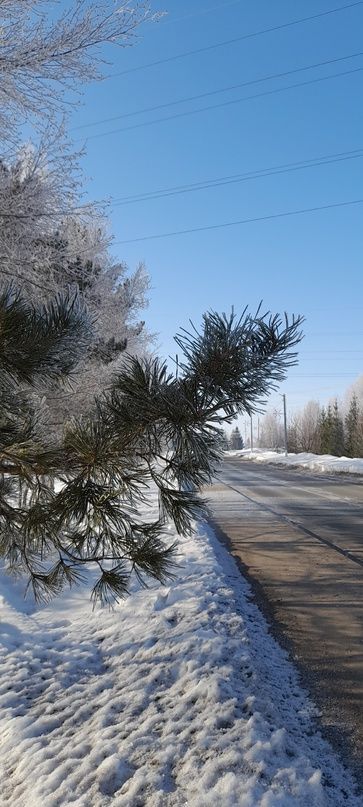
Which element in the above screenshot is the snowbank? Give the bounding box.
[0,489,360,805]
[226,449,363,475]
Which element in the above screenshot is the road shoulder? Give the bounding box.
[206,471,363,789]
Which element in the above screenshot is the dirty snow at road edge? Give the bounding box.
[226,449,363,475]
[0,487,360,806]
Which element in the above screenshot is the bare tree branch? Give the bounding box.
[0,1,158,143]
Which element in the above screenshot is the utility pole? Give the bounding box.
[282,394,288,456]
[250,415,254,452]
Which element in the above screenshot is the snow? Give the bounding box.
[226,449,363,475]
[0,488,360,806]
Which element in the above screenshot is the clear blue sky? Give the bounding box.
[70,0,363,429]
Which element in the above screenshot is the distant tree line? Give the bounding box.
[257,393,363,458]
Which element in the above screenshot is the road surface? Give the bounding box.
[206,457,363,783]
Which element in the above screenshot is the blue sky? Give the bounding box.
[70,0,363,429]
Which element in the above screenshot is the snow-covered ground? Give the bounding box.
[0,489,360,806]
[226,449,363,475]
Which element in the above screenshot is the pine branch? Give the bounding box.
[129,528,178,587]
[91,562,130,607]
[25,559,87,603]
[174,309,304,415]
[156,482,207,536]
[0,298,304,604]
[0,284,92,385]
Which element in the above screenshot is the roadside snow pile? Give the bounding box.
[0,491,360,806]
[227,449,363,475]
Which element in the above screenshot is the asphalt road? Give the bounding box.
[205,458,363,783]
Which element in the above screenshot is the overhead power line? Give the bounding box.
[3,200,361,296]
[116,198,363,245]
[108,1,363,77]
[110,148,363,207]
[82,65,363,141]
[75,51,363,131]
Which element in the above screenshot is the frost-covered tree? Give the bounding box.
[259,410,284,450]
[345,375,363,410]
[286,400,320,454]
[0,1,155,146]
[0,303,303,604]
[287,414,299,453]
[299,400,320,453]
[0,2,157,433]
[32,218,151,424]
[0,0,155,288]
[0,135,89,288]
[0,148,152,431]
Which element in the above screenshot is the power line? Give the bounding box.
[107,1,363,78]
[75,51,363,131]
[116,198,363,245]
[82,65,363,141]
[110,149,363,207]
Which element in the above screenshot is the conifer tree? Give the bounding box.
[345,394,361,457]
[331,400,345,457]
[219,430,230,450]
[319,405,333,454]
[229,426,244,450]
[0,300,303,604]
